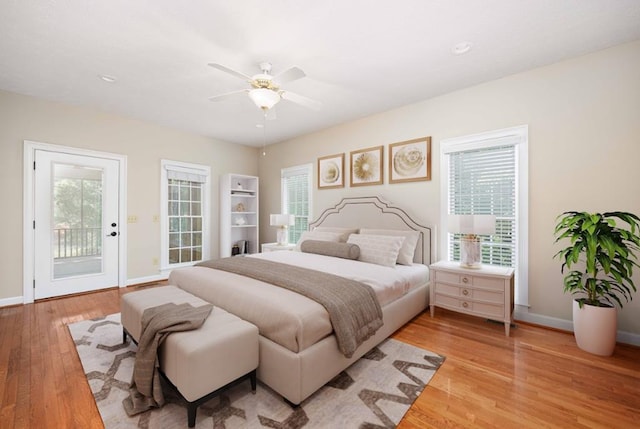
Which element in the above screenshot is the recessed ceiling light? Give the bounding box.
[99,75,117,83]
[452,41,472,55]
[256,124,264,128]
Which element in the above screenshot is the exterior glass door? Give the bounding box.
[34,150,119,299]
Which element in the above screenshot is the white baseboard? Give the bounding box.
[514,306,640,347]
[126,274,169,286]
[616,330,640,346]
[0,296,24,307]
[514,307,574,331]
[0,275,169,308]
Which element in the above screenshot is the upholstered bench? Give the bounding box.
[121,286,259,427]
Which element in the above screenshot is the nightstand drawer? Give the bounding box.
[433,270,461,284]
[468,287,503,304]
[434,282,503,304]
[433,270,504,290]
[434,294,503,318]
[472,276,504,291]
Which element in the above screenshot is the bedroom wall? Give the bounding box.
[258,40,640,340]
[0,90,258,303]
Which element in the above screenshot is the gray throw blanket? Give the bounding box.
[122,302,213,416]
[197,257,383,358]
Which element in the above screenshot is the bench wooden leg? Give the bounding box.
[187,402,198,428]
[181,369,257,427]
[250,369,257,393]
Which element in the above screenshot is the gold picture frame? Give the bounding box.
[389,137,431,183]
[350,145,383,187]
[317,153,345,189]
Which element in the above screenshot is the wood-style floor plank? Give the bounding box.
[394,309,640,429]
[0,285,639,428]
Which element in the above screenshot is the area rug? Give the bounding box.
[68,313,445,428]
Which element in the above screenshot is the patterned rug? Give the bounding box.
[68,313,445,428]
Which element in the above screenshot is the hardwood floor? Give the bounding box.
[1,286,639,428]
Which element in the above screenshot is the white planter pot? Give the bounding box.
[572,300,617,356]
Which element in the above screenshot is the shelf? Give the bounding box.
[231,190,256,196]
[221,174,259,257]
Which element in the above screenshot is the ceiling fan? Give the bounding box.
[208,62,322,112]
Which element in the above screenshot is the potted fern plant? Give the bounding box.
[554,211,640,356]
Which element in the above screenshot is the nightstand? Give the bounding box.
[261,242,297,252]
[429,260,515,336]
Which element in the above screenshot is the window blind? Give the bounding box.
[282,164,311,243]
[448,145,516,267]
[165,165,208,183]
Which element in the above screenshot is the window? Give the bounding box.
[281,164,312,244]
[441,126,529,305]
[160,160,211,270]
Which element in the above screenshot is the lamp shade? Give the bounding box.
[270,214,295,227]
[249,88,281,110]
[448,214,496,235]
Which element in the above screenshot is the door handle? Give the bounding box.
[107,231,118,237]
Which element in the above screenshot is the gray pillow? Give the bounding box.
[300,240,360,260]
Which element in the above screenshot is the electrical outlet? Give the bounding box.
[127,215,138,223]
[152,257,159,266]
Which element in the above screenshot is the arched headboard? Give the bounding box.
[309,196,435,264]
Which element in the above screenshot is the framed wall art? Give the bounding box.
[350,145,383,187]
[317,153,345,189]
[389,137,431,183]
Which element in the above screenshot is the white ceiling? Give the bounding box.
[1,1,639,147]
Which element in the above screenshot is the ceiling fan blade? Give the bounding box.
[208,89,249,102]
[281,91,322,111]
[272,66,306,85]
[208,63,252,81]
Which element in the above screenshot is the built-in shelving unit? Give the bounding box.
[220,173,259,257]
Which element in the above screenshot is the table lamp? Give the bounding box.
[448,214,496,268]
[270,214,296,245]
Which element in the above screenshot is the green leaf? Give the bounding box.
[554,210,640,308]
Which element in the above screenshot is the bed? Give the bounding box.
[168,196,434,405]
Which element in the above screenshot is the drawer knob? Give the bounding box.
[462,301,469,308]
[462,289,469,296]
[462,277,469,284]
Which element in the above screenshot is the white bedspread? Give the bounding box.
[169,252,429,353]
[250,251,429,306]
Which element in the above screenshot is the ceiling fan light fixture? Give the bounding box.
[248,88,280,110]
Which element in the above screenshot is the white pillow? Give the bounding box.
[312,226,359,242]
[347,234,405,267]
[359,228,420,265]
[296,230,343,250]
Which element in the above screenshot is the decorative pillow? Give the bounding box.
[346,234,405,267]
[296,230,343,250]
[300,240,360,260]
[359,228,420,265]
[312,226,359,242]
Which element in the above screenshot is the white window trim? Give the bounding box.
[440,125,529,306]
[160,159,211,273]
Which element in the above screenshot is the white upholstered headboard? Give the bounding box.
[308,196,435,265]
